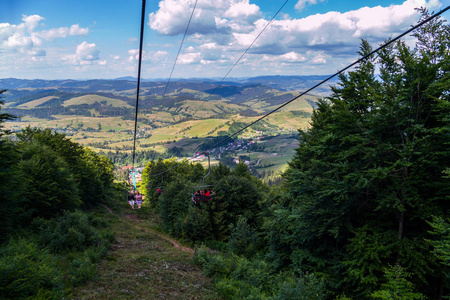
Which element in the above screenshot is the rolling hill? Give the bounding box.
[1,76,325,176]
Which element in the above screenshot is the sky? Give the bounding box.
[0,0,448,80]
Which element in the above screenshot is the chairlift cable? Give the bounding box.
[131,0,147,171]
[158,0,199,116]
[191,0,290,118]
[203,5,450,151]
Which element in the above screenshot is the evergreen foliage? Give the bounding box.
[0,93,118,297]
[275,11,450,298]
[0,211,114,299]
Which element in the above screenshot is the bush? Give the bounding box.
[274,272,326,300]
[37,210,114,253]
[183,205,214,242]
[194,245,327,299]
[228,216,259,259]
[0,239,64,299]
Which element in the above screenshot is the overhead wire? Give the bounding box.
[159,0,199,112]
[191,0,290,118]
[147,0,199,153]
[145,4,450,178]
[131,0,147,170]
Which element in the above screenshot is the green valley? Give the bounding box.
[2,76,322,181]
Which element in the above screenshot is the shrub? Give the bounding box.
[183,205,214,242]
[228,216,259,259]
[37,210,113,253]
[0,238,63,299]
[194,245,327,299]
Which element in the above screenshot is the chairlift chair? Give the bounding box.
[191,152,215,204]
[156,174,164,195]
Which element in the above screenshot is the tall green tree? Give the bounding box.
[17,141,81,220]
[278,13,450,298]
[0,90,22,241]
[16,127,114,208]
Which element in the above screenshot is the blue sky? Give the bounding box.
[0,0,448,79]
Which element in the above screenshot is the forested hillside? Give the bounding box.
[0,96,122,297]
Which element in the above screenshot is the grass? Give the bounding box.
[17,96,59,108]
[62,94,133,108]
[71,202,220,299]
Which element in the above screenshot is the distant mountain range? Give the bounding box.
[0,75,338,95]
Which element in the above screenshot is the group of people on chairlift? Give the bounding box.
[192,189,214,204]
[128,190,143,209]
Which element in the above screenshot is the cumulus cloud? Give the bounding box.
[294,0,325,12]
[0,14,89,58]
[128,49,168,63]
[34,24,88,41]
[178,52,201,64]
[267,51,307,63]
[147,0,440,75]
[22,15,44,31]
[69,24,89,36]
[149,0,261,37]
[233,0,440,58]
[63,41,100,65]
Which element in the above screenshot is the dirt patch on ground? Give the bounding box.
[101,203,194,254]
[124,214,139,220]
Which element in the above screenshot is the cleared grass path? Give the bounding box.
[72,204,219,299]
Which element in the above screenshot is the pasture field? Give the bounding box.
[17,96,59,108]
[63,94,133,108]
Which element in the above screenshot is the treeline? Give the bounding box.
[0,101,122,298]
[140,13,450,299]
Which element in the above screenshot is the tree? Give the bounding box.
[279,14,450,298]
[0,90,16,137]
[17,141,81,220]
[0,90,21,241]
[159,178,192,237]
[16,127,115,208]
[213,175,263,241]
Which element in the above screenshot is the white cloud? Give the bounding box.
[69,24,89,36]
[178,52,201,64]
[128,49,169,63]
[63,41,100,65]
[223,1,260,19]
[294,0,325,12]
[22,15,44,32]
[233,0,440,57]
[35,24,88,41]
[0,15,89,56]
[149,0,261,37]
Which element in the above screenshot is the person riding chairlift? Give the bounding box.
[128,191,135,209]
[192,190,201,204]
[135,192,143,209]
[203,189,214,201]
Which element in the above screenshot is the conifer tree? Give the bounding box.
[278,12,450,298]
